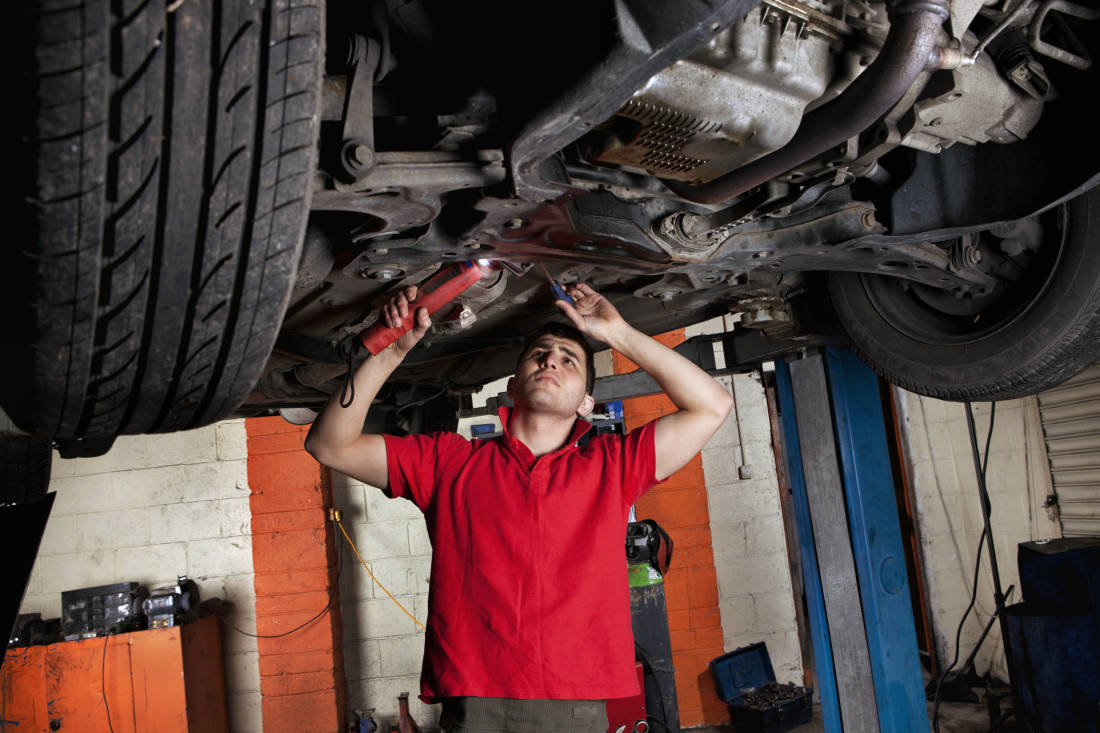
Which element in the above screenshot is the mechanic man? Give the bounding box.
[305,282,733,733]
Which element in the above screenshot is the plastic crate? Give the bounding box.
[710,643,813,733]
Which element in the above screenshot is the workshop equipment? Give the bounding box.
[775,349,928,733]
[8,612,61,648]
[143,575,201,628]
[359,262,487,354]
[1,491,54,666]
[605,663,648,733]
[1004,537,1100,732]
[396,692,423,733]
[61,582,148,639]
[1,614,228,732]
[537,263,575,306]
[627,520,680,733]
[710,642,813,733]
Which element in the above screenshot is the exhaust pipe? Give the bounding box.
[663,0,950,205]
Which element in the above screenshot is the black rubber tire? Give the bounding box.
[829,185,1100,401]
[6,0,323,438]
[0,437,53,505]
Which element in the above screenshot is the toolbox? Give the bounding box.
[709,642,813,733]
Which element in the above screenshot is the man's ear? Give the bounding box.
[506,377,515,400]
[576,394,595,418]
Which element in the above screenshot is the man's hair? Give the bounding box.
[517,322,596,395]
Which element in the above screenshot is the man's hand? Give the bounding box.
[556,282,734,482]
[384,285,432,355]
[306,286,432,489]
[555,283,627,343]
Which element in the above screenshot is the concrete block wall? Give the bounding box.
[331,470,439,729]
[703,372,803,684]
[895,392,1061,679]
[18,421,262,732]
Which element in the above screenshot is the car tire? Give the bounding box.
[7,0,323,438]
[829,185,1100,401]
[0,437,53,505]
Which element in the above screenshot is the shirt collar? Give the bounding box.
[497,406,593,454]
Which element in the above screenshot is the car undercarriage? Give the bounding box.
[9,0,1100,449]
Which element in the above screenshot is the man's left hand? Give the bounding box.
[555,283,627,343]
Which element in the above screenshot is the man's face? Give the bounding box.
[508,335,594,418]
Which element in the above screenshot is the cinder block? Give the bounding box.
[151,501,224,543]
[216,420,249,461]
[705,480,780,523]
[700,447,742,487]
[227,691,263,733]
[225,650,262,694]
[364,484,422,522]
[751,591,797,632]
[50,450,76,478]
[344,638,383,681]
[357,596,422,639]
[75,507,151,551]
[359,520,413,560]
[744,514,787,557]
[188,536,254,578]
[717,595,755,636]
[32,549,117,594]
[223,572,258,607]
[338,558,376,601]
[407,520,431,556]
[738,443,778,481]
[65,435,149,476]
[379,634,426,677]
[144,427,220,467]
[37,514,77,556]
[916,395,948,425]
[219,497,252,537]
[181,460,251,502]
[711,551,790,598]
[593,349,614,379]
[109,465,189,508]
[115,542,188,584]
[368,557,418,597]
[48,473,113,516]
[17,591,59,619]
[926,422,956,462]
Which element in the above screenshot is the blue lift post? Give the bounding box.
[823,348,928,732]
[775,349,928,732]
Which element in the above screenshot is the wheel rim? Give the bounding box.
[859,206,1067,346]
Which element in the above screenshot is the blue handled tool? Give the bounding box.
[538,263,575,306]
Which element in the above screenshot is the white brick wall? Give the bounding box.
[18,420,261,733]
[332,470,438,728]
[703,372,804,684]
[896,392,1061,680]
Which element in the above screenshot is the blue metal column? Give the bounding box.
[823,348,928,732]
[773,361,843,733]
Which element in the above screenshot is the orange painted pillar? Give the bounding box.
[246,417,347,733]
[614,331,727,727]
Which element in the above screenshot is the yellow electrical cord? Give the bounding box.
[336,517,426,630]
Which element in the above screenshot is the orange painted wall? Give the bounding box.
[246,417,347,733]
[614,330,728,727]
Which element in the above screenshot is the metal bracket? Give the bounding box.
[1029,0,1099,69]
[340,36,382,178]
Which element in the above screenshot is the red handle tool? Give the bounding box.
[359,261,485,355]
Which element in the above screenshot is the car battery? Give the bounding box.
[710,642,813,733]
[61,582,147,639]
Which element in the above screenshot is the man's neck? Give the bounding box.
[508,407,579,458]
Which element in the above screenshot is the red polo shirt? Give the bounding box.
[383,407,658,703]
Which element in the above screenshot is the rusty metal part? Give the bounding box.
[662,0,950,205]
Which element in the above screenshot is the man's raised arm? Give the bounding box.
[305,286,430,488]
[557,283,734,481]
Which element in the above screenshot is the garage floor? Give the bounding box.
[691,697,1015,732]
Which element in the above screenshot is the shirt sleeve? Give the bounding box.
[619,420,659,508]
[383,432,469,513]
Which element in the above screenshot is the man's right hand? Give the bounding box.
[384,285,432,356]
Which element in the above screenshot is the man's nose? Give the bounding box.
[539,352,559,369]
